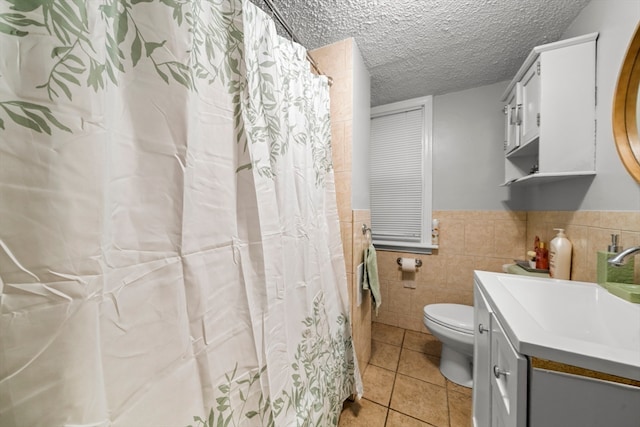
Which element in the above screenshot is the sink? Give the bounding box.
[475,271,640,380]
[497,275,640,351]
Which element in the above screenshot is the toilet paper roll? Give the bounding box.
[401,257,416,272]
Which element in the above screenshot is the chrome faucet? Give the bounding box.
[608,246,640,266]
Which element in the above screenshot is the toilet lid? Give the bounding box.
[423,304,474,334]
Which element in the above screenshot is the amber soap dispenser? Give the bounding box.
[597,234,634,285]
[536,241,549,270]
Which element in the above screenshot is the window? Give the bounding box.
[369,96,434,253]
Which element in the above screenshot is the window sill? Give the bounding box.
[372,240,437,254]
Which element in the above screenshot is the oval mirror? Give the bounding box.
[613,23,640,183]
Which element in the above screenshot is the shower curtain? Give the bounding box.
[0,0,361,425]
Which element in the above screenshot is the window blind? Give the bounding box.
[370,108,424,242]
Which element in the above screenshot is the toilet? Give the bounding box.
[423,303,474,388]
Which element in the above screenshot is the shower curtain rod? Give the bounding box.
[260,0,334,86]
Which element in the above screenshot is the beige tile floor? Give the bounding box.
[339,322,472,427]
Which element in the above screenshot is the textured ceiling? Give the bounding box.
[253,0,592,106]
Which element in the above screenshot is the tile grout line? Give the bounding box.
[383,329,404,426]
[390,328,451,427]
[371,325,469,427]
[445,380,451,427]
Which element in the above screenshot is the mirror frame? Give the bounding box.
[613,23,640,183]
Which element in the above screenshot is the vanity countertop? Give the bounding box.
[474,270,640,381]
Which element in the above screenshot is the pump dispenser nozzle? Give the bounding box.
[608,234,620,253]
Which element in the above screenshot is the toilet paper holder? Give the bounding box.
[397,257,422,268]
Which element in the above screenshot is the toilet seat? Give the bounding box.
[423,304,473,335]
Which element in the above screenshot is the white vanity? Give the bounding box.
[472,271,640,427]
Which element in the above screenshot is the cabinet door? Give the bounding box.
[504,86,520,154]
[473,285,492,427]
[530,369,640,427]
[538,39,596,174]
[520,60,540,147]
[490,314,527,427]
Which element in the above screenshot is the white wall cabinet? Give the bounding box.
[501,33,598,185]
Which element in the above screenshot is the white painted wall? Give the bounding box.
[432,81,528,210]
[525,0,640,211]
[351,41,371,210]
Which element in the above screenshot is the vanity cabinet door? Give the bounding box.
[490,314,527,427]
[530,368,640,427]
[473,284,492,427]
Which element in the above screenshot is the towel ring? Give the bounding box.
[362,224,372,235]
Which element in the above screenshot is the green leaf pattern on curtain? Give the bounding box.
[0,0,245,140]
[240,0,332,186]
[285,294,356,426]
[1,0,331,184]
[188,294,356,427]
[0,0,357,425]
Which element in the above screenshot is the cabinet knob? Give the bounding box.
[493,365,510,379]
[478,323,489,334]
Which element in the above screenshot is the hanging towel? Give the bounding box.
[363,243,381,315]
